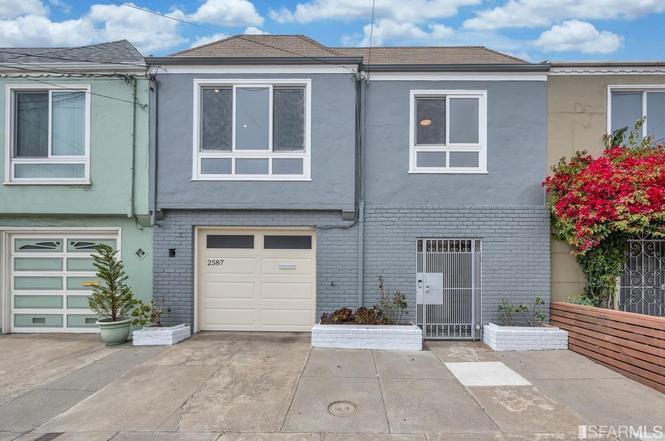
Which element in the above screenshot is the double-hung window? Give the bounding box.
[409,90,487,173]
[193,79,311,180]
[5,85,90,184]
[608,85,665,144]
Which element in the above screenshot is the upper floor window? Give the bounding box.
[609,86,665,144]
[193,79,311,180]
[5,85,90,184]
[409,90,487,174]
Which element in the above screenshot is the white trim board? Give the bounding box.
[151,65,357,75]
[369,72,547,81]
[550,66,665,75]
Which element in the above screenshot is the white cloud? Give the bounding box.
[0,2,184,53]
[0,0,47,19]
[87,4,185,54]
[191,32,229,48]
[464,0,665,31]
[244,26,269,35]
[534,19,623,54]
[189,0,263,27]
[270,0,479,24]
[353,19,454,45]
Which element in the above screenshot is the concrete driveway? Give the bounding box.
[0,333,663,441]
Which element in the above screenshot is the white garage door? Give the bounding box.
[197,228,316,332]
[8,233,118,333]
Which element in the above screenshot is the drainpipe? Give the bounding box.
[128,77,137,218]
[149,73,159,225]
[356,72,366,308]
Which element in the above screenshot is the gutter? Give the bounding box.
[146,56,364,66]
[361,63,550,72]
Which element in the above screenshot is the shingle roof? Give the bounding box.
[333,46,526,65]
[172,35,340,58]
[171,35,527,65]
[0,40,144,66]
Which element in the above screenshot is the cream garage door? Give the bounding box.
[198,228,316,331]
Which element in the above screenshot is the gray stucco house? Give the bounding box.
[147,35,549,339]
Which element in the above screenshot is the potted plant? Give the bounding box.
[86,244,138,346]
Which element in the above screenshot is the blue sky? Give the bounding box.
[3,0,665,61]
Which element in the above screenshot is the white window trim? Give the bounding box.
[607,84,665,138]
[4,84,91,185]
[409,89,487,174]
[192,78,312,181]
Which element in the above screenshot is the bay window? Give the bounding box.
[193,79,310,180]
[410,90,487,173]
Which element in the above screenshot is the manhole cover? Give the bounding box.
[328,400,357,417]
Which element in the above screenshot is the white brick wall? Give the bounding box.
[483,322,568,351]
[311,324,422,351]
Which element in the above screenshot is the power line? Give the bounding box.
[367,0,377,78]
[107,1,359,74]
[0,48,146,68]
[0,63,147,108]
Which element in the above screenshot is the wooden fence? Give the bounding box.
[551,302,665,393]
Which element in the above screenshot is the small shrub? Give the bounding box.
[131,298,170,327]
[88,244,137,322]
[353,306,384,324]
[377,276,408,325]
[498,296,545,327]
[320,307,353,324]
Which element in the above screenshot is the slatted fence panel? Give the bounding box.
[551,302,665,394]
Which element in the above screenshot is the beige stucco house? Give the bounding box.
[548,62,665,303]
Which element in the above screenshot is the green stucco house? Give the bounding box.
[0,41,152,333]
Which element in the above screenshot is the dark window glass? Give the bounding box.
[416,97,445,145]
[201,87,232,151]
[206,235,254,249]
[15,91,48,157]
[273,87,305,151]
[264,235,312,249]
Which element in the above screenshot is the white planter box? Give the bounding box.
[132,324,191,346]
[483,322,568,351]
[311,323,422,351]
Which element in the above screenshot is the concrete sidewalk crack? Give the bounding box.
[279,345,312,432]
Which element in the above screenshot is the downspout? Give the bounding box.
[356,71,366,308]
[128,77,137,218]
[149,73,159,225]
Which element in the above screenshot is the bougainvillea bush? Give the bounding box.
[543,124,665,306]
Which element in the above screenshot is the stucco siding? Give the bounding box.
[364,80,547,207]
[153,73,357,211]
[0,77,150,217]
[547,74,665,301]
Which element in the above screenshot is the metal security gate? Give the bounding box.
[416,239,481,339]
[619,238,665,317]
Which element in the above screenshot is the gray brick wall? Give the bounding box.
[153,210,359,326]
[362,206,551,324]
[153,206,549,329]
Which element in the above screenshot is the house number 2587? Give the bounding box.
[207,259,224,266]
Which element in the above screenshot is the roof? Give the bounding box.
[0,40,145,67]
[333,46,526,65]
[172,35,340,58]
[169,35,528,66]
